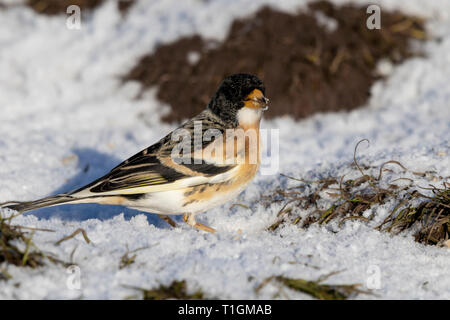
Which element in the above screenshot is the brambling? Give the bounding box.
[1,74,269,233]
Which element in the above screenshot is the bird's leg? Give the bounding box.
[158,214,177,228]
[183,213,216,233]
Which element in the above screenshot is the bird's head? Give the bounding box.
[207,73,269,127]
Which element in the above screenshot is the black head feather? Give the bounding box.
[207,73,265,126]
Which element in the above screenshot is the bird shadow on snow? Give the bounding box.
[26,147,178,229]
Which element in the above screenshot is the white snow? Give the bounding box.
[0,0,449,299]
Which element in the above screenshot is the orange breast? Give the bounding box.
[183,123,261,206]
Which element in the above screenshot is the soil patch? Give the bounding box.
[123,1,425,123]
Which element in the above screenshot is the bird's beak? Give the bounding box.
[258,97,269,111]
[245,94,269,111]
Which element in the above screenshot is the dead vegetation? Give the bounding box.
[55,228,91,246]
[378,184,449,246]
[119,245,150,269]
[0,212,61,275]
[124,1,426,123]
[0,207,93,281]
[124,280,205,300]
[265,140,450,248]
[257,271,370,300]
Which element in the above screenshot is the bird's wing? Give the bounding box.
[72,111,236,197]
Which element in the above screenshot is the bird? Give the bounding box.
[0,73,269,233]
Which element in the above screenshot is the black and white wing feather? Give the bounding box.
[72,110,236,197]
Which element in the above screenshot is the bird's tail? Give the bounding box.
[1,194,83,213]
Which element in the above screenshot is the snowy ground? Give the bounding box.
[0,0,449,299]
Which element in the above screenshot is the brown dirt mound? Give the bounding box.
[25,0,134,15]
[124,1,425,123]
[26,0,105,15]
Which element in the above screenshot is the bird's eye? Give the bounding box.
[245,97,269,104]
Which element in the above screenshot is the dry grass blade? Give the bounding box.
[280,173,336,185]
[120,253,138,270]
[257,274,370,300]
[377,160,408,181]
[119,245,151,269]
[14,225,55,233]
[338,216,370,227]
[268,201,295,231]
[55,228,91,246]
[318,205,336,224]
[353,139,371,178]
[124,280,204,300]
[230,203,250,210]
[277,276,368,300]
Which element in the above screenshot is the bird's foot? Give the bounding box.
[183,213,216,233]
[158,214,177,228]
